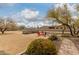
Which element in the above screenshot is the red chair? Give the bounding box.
[37,31,40,36]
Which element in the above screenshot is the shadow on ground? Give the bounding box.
[0,33,14,35]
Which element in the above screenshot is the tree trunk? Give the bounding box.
[62,25,66,36]
[1,31,4,34]
[76,30,79,35]
[56,18,74,36]
[66,25,74,36]
[0,28,7,34]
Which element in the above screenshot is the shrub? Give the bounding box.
[48,35,58,41]
[24,38,57,55]
[0,51,9,55]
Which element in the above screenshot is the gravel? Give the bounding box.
[58,38,79,55]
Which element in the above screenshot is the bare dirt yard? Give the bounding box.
[0,31,47,55]
[0,31,79,55]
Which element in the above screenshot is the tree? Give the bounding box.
[0,18,7,34]
[47,4,79,37]
[18,25,26,30]
[6,18,18,31]
[0,17,18,34]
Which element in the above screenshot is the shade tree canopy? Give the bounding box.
[47,4,79,36]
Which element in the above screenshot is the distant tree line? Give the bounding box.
[0,17,26,34]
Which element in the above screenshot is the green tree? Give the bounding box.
[47,4,79,36]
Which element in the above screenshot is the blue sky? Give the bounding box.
[0,3,55,27]
[0,3,77,28]
[0,3,53,17]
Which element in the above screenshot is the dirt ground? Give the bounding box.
[0,31,47,55]
[0,31,79,55]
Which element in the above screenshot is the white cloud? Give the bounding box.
[55,3,64,8]
[71,16,78,20]
[11,8,39,21]
[54,4,78,19]
[17,22,26,26]
[11,8,59,28]
[10,4,79,28]
[21,9,39,19]
[25,20,52,28]
[55,4,76,12]
[11,8,48,27]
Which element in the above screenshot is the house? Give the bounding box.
[37,25,69,32]
[38,25,64,30]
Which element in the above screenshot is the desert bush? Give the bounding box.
[0,51,9,55]
[48,35,58,41]
[24,38,57,55]
[18,25,26,30]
